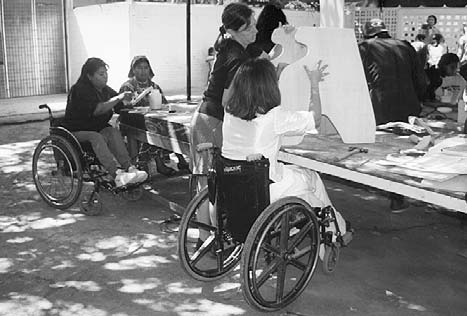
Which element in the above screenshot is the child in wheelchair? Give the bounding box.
[221,58,352,253]
[61,57,147,187]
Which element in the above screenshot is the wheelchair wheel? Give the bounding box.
[178,187,243,281]
[322,244,340,275]
[241,197,320,311]
[32,134,83,210]
[121,186,144,201]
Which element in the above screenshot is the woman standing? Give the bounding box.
[189,3,261,245]
[190,2,261,182]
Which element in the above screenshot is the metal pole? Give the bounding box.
[186,0,191,101]
[0,0,10,98]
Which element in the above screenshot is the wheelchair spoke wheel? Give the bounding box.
[32,135,83,209]
[322,244,340,275]
[178,187,242,281]
[241,197,320,311]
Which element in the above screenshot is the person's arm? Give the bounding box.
[93,89,132,116]
[407,42,428,101]
[304,60,328,129]
[458,37,465,60]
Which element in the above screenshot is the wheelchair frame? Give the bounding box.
[178,144,348,311]
[32,104,146,215]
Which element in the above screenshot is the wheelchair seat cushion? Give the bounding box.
[213,156,270,243]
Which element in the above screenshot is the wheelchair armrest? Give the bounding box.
[196,142,214,152]
[246,153,264,161]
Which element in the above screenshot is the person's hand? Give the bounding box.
[120,91,133,102]
[303,60,329,88]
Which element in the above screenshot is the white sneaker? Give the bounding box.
[128,165,148,183]
[115,169,139,187]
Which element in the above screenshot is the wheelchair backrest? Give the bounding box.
[210,154,270,243]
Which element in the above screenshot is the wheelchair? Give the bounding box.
[178,144,350,311]
[32,104,146,215]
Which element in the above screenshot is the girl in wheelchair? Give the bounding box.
[222,58,352,253]
[62,57,147,187]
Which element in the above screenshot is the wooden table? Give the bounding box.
[119,105,467,214]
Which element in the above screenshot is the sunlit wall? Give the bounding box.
[68,2,320,95]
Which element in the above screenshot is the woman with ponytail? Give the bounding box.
[189,3,262,246]
[190,2,262,183]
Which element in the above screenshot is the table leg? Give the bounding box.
[126,135,139,159]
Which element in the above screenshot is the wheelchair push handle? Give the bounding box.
[38,104,54,120]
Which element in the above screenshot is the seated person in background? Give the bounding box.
[434,53,466,105]
[427,33,448,69]
[222,58,351,248]
[118,55,189,177]
[412,34,428,70]
[62,57,147,187]
[425,34,448,101]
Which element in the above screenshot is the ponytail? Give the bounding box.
[214,25,227,52]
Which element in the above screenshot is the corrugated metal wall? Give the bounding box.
[0,0,66,99]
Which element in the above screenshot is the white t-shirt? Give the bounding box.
[222,106,316,183]
[435,74,467,105]
[427,44,447,67]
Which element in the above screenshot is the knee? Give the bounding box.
[88,133,108,151]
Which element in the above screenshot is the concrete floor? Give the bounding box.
[0,120,466,316]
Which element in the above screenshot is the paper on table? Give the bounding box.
[131,86,153,105]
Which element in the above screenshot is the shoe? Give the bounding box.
[128,165,148,183]
[156,164,176,176]
[154,155,176,176]
[115,169,139,187]
[176,155,190,171]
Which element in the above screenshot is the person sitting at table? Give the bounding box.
[118,55,189,177]
[62,57,148,187]
[433,53,467,106]
[222,58,352,250]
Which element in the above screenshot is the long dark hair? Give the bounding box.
[225,58,280,121]
[77,57,108,85]
[214,3,253,52]
[438,53,460,77]
[254,3,287,53]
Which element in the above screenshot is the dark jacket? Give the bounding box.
[359,37,427,125]
[201,38,261,121]
[63,80,120,132]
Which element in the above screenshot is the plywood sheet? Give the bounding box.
[273,26,376,144]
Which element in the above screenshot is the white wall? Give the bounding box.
[68,2,319,96]
[68,3,131,90]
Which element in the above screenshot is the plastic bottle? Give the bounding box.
[149,89,162,110]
